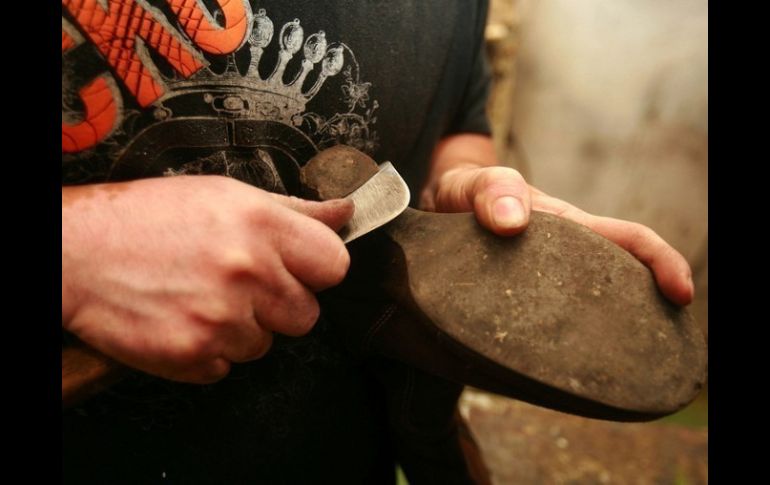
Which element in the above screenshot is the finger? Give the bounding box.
[435,166,531,235]
[165,357,232,384]
[220,314,274,363]
[85,316,233,384]
[267,205,351,291]
[250,265,322,336]
[467,167,532,235]
[532,192,694,306]
[269,194,354,232]
[585,216,694,306]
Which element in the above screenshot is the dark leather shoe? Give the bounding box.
[311,146,707,422]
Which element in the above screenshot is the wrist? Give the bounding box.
[61,185,103,327]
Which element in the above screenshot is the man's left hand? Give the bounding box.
[420,134,694,307]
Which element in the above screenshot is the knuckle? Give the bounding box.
[507,167,525,181]
[473,167,527,200]
[217,247,256,275]
[193,359,231,384]
[293,297,321,335]
[258,287,319,336]
[484,166,523,184]
[633,223,658,244]
[194,298,240,326]
[253,331,274,359]
[169,332,211,366]
[247,195,282,230]
[476,169,498,189]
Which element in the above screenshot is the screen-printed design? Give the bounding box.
[62,1,379,194]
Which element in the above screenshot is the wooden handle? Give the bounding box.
[62,341,127,408]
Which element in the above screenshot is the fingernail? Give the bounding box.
[688,275,695,296]
[492,196,526,229]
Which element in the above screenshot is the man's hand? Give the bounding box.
[62,176,353,384]
[420,134,694,306]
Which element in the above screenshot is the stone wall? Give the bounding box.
[461,390,708,485]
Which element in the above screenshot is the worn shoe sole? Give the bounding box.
[306,146,707,422]
[369,208,707,421]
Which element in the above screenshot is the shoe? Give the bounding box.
[310,146,708,422]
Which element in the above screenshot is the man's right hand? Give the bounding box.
[62,175,353,384]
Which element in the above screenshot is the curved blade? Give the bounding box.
[338,162,410,243]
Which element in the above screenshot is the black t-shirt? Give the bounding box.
[62,1,491,483]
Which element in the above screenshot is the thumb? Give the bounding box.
[269,194,354,232]
[435,166,531,236]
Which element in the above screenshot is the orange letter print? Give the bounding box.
[169,0,251,55]
[62,26,122,153]
[61,1,249,108]
[63,0,202,107]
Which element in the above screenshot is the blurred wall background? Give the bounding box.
[487,0,708,339]
[460,1,708,483]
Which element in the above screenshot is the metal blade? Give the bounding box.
[338,161,410,243]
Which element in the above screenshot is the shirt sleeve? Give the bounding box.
[445,1,493,137]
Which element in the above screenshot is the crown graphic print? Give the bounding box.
[62,1,379,191]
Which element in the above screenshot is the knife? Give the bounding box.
[338,162,410,243]
[62,146,411,408]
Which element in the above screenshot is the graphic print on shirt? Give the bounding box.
[62,1,379,194]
